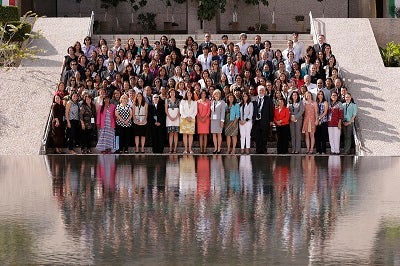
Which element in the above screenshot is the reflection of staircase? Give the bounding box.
[92,33,314,53]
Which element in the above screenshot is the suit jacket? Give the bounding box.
[148,100,166,127]
[253,95,273,126]
[212,54,227,68]
[313,42,327,54]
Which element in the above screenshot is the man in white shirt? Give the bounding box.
[282,40,299,62]
[197,46,212,71]
[292,32,305,60]
[221,55,238,77]
[236,32,250,56]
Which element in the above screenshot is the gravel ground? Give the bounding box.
[0,17,90,155]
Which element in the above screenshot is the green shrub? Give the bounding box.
[0,6,20,23]
[380,41,400,67]
[1,21,32,43]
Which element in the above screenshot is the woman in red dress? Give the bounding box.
[196,89,211,153]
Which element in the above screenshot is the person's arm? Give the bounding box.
[65,101,71,128]
[295,101,305,121]
[79,106,85,130]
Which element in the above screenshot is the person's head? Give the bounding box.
[213,89,221,100]
[292,32,299,41]
[257,85,266,96]
[200,89,208,100]
[290,90,300,103]
[70,60,78,69]
[84,94,92,104]
[330,91,338,103]
[239,33,247,41]
[305,91,313,101]
[344,92,352,103]
[204,33,211,42]
[278,98,286,107]
[221,34,228,44]
[318,34,325,44]
[168,88,176,98]
[152,93,159,104]
[54,94,62,104]
[70,92,79,102]
[183,88,193,100]
[317,90,326,103]
[144,86,152,96]
[335,77,343,88]
[84,36,92,45]
[287,40,293,48]
[317,79,324,89]
[120,93,129,104]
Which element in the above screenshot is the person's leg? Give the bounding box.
[135,136,139,152]
[173,132,178,152]
[182,134,188,153]
[141,136,146,152]
[231,136,237,154]
[168,132,173,153]
[188,134,193,153]
[226,135,231,154]
[305,132,310,153]
[217,133,222,152]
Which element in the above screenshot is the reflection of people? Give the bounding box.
[252,85,274,154]
[196,156,210,196]
[179,156,196,193]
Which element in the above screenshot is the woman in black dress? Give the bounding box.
[51,95,66,154]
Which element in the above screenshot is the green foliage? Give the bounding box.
[197,0,226,21]
[100,0,127,9]
[380,41,400,67]
[0,11,43,68]
[0,6,20,23]
[137,12,157,33]
[244,0,269,6]
[128,0,147,11]
[2,21,32,43]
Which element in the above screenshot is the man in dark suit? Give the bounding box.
[212,45,227,69]
[198,33,214,54]
[252,85,274,154]
[313,34,327,54]
[148,94,166,153]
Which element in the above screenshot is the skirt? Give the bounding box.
[224,120,238,136]
[180,117,195,134]
[134,123,147,136]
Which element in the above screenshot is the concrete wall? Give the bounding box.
[369,18,400,47]
[52,0,348,34]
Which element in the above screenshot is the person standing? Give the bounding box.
[96,94,116,154]
[51,95,66,154]
[327,92,343,155]
[65,92,80,154]
[132,92,148,153]
[224,93,240,154]
[210,89,226,154]
[252,85,274,154]
[179,89,198,154]
[148,94,166,153]
[165,89,180,153]
[274,98,290,154]
[239,92,254,154]
[115,94,133,153]
[288,91,304,154]
[341,93,357,154]
[315,91,329,154]
[196,89,211,154]
[302,91,318,154]
[80,95,96,154]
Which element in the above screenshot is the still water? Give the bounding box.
[1,155,400,265]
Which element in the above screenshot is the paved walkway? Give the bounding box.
[314,18,400,156]
[0,17,90,155]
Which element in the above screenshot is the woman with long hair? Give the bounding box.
[239,91,253,154]
[132,92,148,153]
[197,89,211,154]
[288,91,304,154]
[80,95,96,154]
[96,93,116,154]
[224,93,240,154]
[327,92,343,155]
[51,95,66,154]
[315,91,329,154]
[65,92,80,154]
[179,88,197,154]
[165,89,180,153]
[302,91,318,154]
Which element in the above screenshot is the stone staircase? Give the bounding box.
[92,33,314,52]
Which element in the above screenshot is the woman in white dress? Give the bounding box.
[179,89,198,154]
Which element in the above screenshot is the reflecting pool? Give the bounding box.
[1,155,400,265]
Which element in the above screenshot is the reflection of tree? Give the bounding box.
[46,155,356,263]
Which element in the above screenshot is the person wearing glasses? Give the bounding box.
[82,36,96,60]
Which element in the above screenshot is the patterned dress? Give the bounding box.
[224,105,238,136]
[302,101,317,134]
[96,108,116,152]
[166,98,180,133]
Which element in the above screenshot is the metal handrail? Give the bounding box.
[309,11,318,43]
[88,11,95,37]
[40,105,53,155]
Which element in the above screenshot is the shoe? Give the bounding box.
[87,149,92,154]
[69,150,77,155]
[213,150,217,154]
[183,151,188,154]
[216,150,221,154]
[124,150,129,154]
[189,150,194,154]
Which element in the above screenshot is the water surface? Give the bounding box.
[1,155,400,265]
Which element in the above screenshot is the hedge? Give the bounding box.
[0,6,20,23]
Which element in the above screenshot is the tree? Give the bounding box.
[196,0,227,21]
[317,0,327,17]
[128,0,147,23]
[100,0,127,29]
[0,11,43,68]
[244,0,268,30]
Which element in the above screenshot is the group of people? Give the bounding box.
[51,32,357,155]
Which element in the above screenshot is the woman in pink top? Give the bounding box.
[197,89,211,153]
